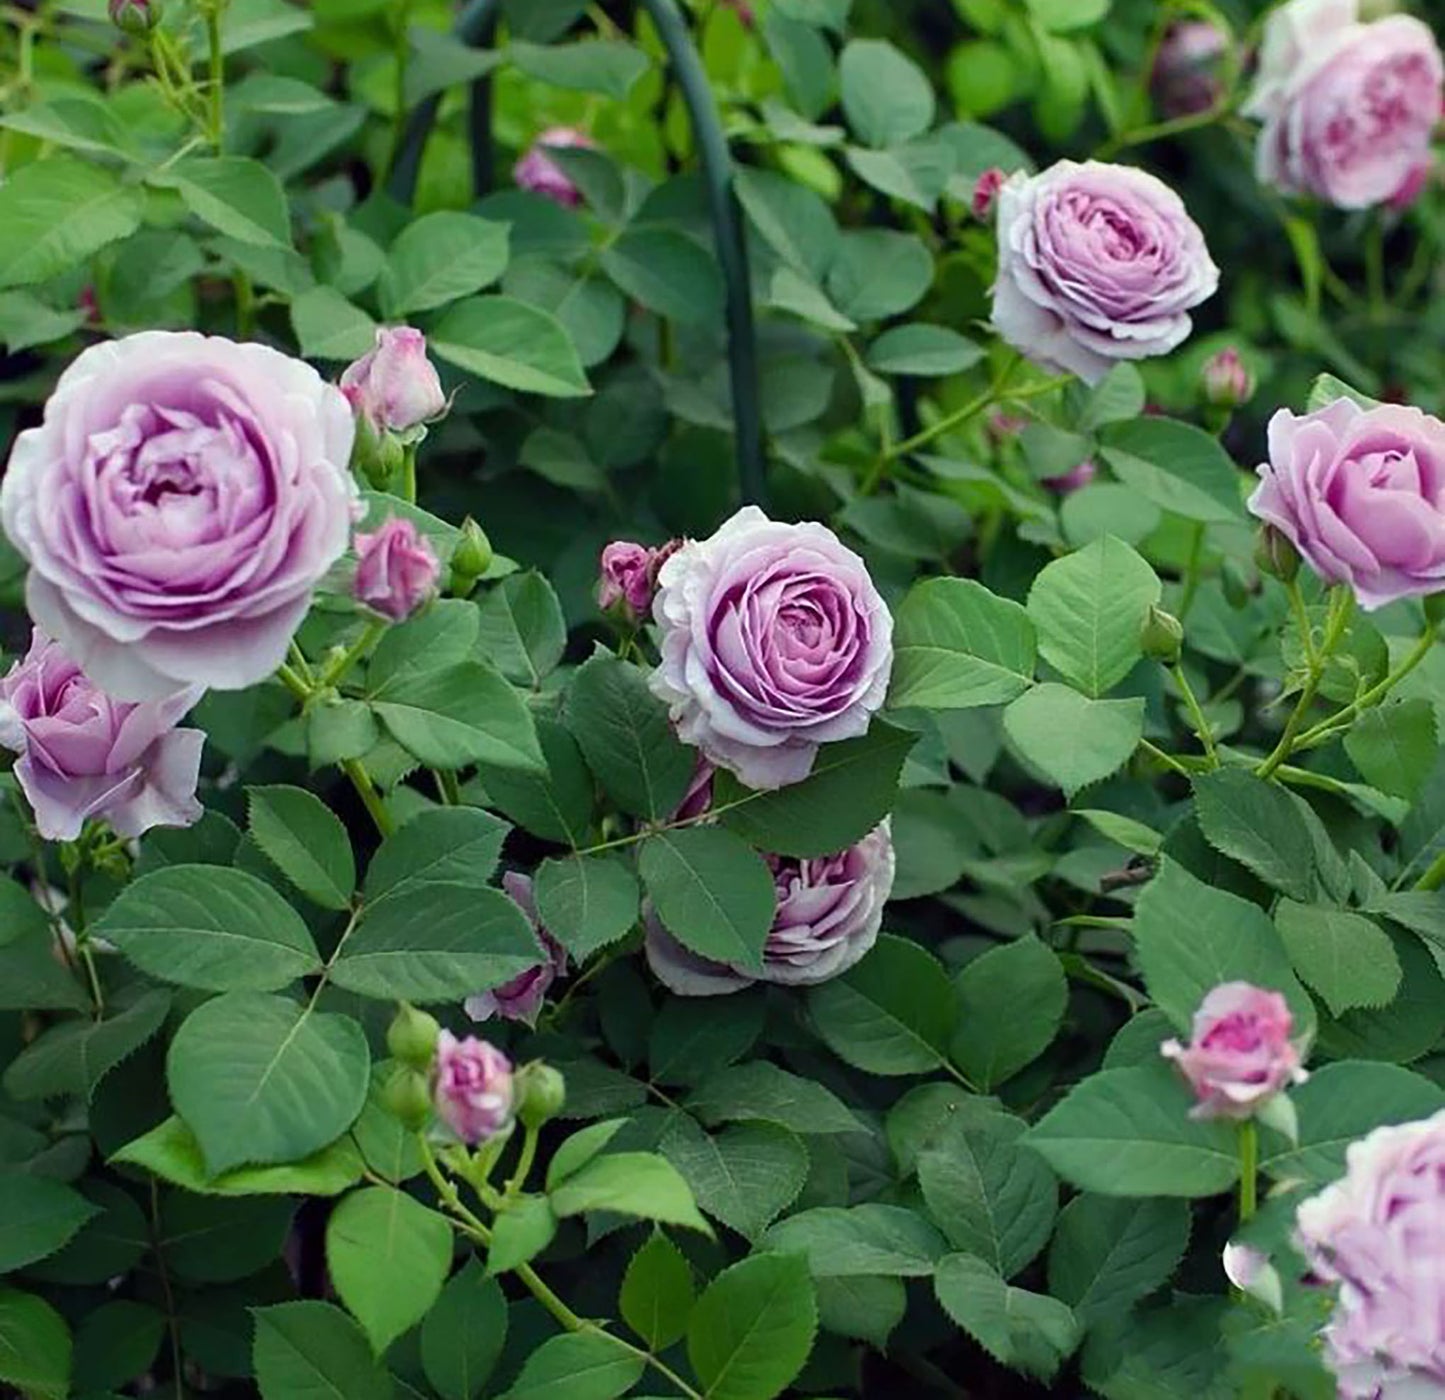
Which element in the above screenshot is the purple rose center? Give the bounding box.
[1319,50,1438,170]
[712,565,867,726]
[1200,1010,1268,1057]
[766,846,868,966]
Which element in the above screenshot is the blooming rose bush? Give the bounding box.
[2,0,1445,1396]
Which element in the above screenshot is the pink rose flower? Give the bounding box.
[1245,0,1443,209]
[972,167,1007,219]
[1295,1111,1445,1398]
[1389,158,1433,211]
[992,161,1219,385]
[650,506,893,791]
[1160,981,1307,1120]
[1248,398,1445,610]
[0,629,203,842]
[514,127,593,208]
[646,821,894,996]
[465,873,568,1027]
[671,756,716,824]
[353,517,439,622]
[0,331,355,701]
[1152,20,1229,117]
[340,327,446,437]
[433,1031,514,1144]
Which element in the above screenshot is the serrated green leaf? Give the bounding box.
[0,1176,98,1272]
[533,855,640,961]
[934,1254,1080,1381]
[1193,768,1320,901]
[421,1259,508,1400]
[549,1151,710,1233]
[1047,1194,1191,1324]
[621,1233,695,1351]
[0,158,143,290]
[430,295,590,398]
[248,785,355,910]
[252,1301,392,1400]
[380,210,509,316]
[952,935,1067,1089]
[1275,900,1400,1015]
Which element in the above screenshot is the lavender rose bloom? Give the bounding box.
[1245,0,1443,209]
[1161,982,1307,1121]
[514,127,593,208]
[1295,1111,1445,1397]
[433,1031,514,1144]
[353,517,439,623]
[1248,398,1445,610]
[1151,20,1229,118]
[0,629,203,842]
[465,873,568,1027]
[991,160,1219,385]
[1,332,355,702]
[340,327,447,437]
[650,507,892,790]
[646,822,894,996]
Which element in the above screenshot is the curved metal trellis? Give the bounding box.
[388,0,767,509]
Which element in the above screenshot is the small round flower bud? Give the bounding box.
[110,0,161,35]
[380,1064,433,1132]
[1255,523,1301,584]
[1200,347,1255,411]
[972,167,1007,220]
[515,1063,567,1129]
[434,1032,514,1145]
[451,518,494,589]
[387,1003,440,1070]
[1141,605,1185,665]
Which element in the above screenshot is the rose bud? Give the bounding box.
[1245,0,1443,210]
[647,822,893,996]
[598,541,662,619]
[464,873,568,1027]
[110,0,160,34]
[449,517,494,598]
[386,1003,440,1070]
[1201,347,1256,410]
[513,127,594,208]
[1151,20,1228,118]
[515,1063,567,1129]
[1161,981,1308,1120]
[380,1064,432,1132]
[340,327,447,438]
[0,629,203,842]
[1248,398,1445,609]
[433,1032,515,1145]
[1141,605,1185,665]
[991,161,1219,385]
[353,517,440,623]
[1295,1110,1445,1397]
[972,167,1007,220]
[651,507,892,789]
[1254,523,1302,585]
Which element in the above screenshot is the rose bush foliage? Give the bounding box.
[3,0,1445,1397]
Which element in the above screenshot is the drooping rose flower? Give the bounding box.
[340,327,447,437]
[465,873,569,1027]
[1160,981,1307,1120]
[1244,0,1443,209]
[433,1031,514,1144]
[1248,398,1445,610]
[353,517,439,623]
[514,127,593,208]
[649,506,893,790]
[0,331,355,701]
[1296,1111,1445,1397]
[0,629,203,842]
[646,822,894,996]
[1151,20,1229,117]
[991,160,1219,385]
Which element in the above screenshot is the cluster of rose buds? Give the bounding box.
[597,539,681,621]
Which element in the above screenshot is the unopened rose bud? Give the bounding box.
[515,1063,567,1129]
[434,1031,515,1145]
[1255,523,1300,584]
[449,518,494,597]
[110,0,160,34]
[972,167,1007,220]
[514,128,593,208]
[387,1003,440,1070]
[353,516,440,623]
[340,327,447,438]
[1141,605,1185,665]
[1201,347,1255,411]
[381,1064,433,1132]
